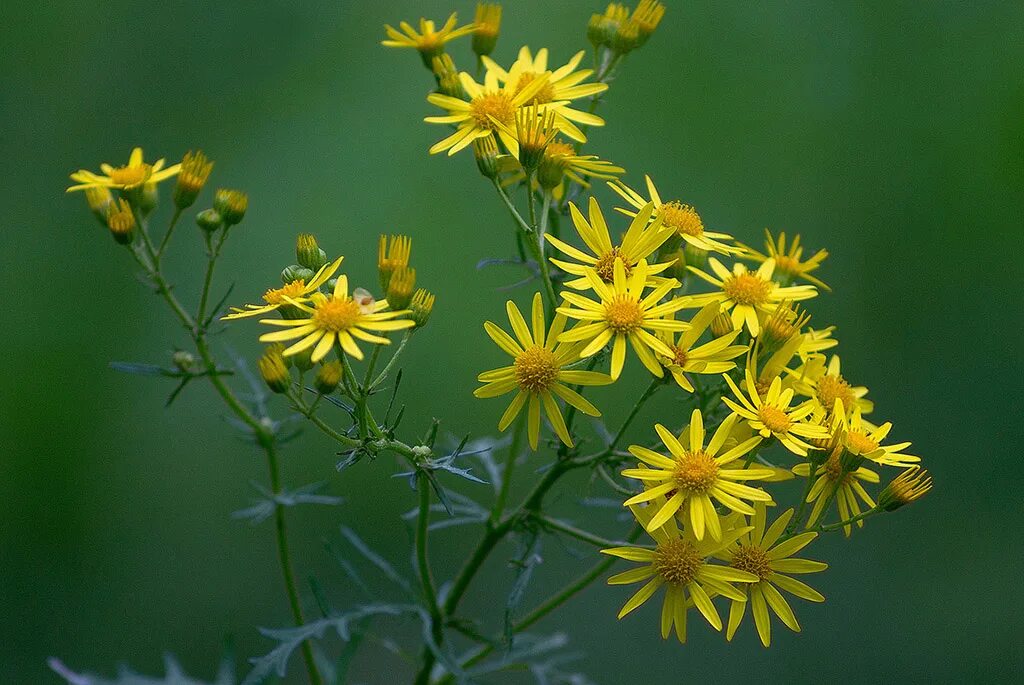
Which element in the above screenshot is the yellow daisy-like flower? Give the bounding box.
[838,404,919,468]
[657,302,748,392]
[257,276,414,363]
[499,138,625,200]
[602,498,758,642]
[792,446,880,537]
[545,198,675,289]
[683,258,818,337]
[381,14,476,66]
[789,354,873,417]
[722,370,830,456]
[716,504,827,647]
[621,411,772,540]
[739,229,830,291]
[67,147,182,193]
[610,175,740,254]
[482,46,607,142]
[798,326,839,358]
[556,259,689,380]
[425,70,555,157]
[474,293,613,450]
[222,256,343,320]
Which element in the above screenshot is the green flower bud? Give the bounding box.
[295,233,328,271]
[195,208,223,232]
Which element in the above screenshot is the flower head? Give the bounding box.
[723,369,830,456]
[556,259,689,380]
[471,3,502,56]
[223,257,343,320]
[657,302,748,392]
[792,445,880,537]
[382,13,476,66]
[837,404,919,468]
[67,147,181,193]
[740,229,830,290]
[173,150,213,209]
[789,354,873,418]
[475,293,612,449]
[621,411,772,540]
[878,466,932,511]
[257,274,414,363]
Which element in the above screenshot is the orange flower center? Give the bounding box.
[513,345,559,393]
[594,248,631,282]
[263,280,307,305]
[673,450,719,493]
[758,404,792,433]
[659,201,704,237]
[654,538,702,585]
[817,375,855,413]
[470,92,516,130]
[313,297,362,332]
[603,294,643,333]
[845,430,879,456]
[722,272,772,306]
[514,71,556,103]
[731,544,772,581]
[108,163,152,188]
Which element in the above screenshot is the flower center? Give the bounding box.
[514,72,555,104]
[654,538,702,585]
[671,345,688,367]
[731,544,772,581]
[845,430,879,456]
[313,297,362,332]
[108,163,152,187]
[673,450,719,493]
[263,280,307,305]
[545,141,575,159]
[603,294,643,333]
[470,92,516,130]
[513,345,559,393]
[722,272,772,306]
[775,254,800,275]
[817,375,855,413]
[824,451,845,481]
[758,404,792,433]
[594,248,631,282]
[659,201,704,237]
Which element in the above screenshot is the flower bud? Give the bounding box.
[172,350,196,372]
[878,467,932,511]
[137,182,159,216]
[473,136,500,179]
[314,360,343,395]
[630,0,666,47]
[431,54,464,98]
[282,264,315,284]
[295,233,327,271]
[514,103,556,173]
[258,344,290,393]
[378,234,412,291]
[472,3,502,57]
[105,199,136,245]
[385,266,416,310]
[214,188,248,226]
[682,243,707,270]
[409,289,436,329]
[85,187,113,225]
[291,346,315,371]
[174,150,214,209]
[709,311,735,338]
[195,208,223,232]
[588,4,627,49]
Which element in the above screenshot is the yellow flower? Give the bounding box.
[789,354,873,417]
[67,147,181,193]
[545,198,675,290]
[621,411,772,540]
[740,229,830,291]
[723,369,830,456]
[838,404,919,468]
[257,275,414,363]
[657,302,748,392]
[878,466,932,511]
[602,498,758,642]
[792,446,880,537]
[381,13,476,65]
[610,175,740,254]
[474,293,613,449]
[556,259,689,380]
[798,326,838,358]
[424,70,553,156]
[482,46,608,142]
[499,138,624,199]
[222,257,343,320]
[683,257,817,337]
[716,504,827,647]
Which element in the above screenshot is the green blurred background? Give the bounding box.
[2,0,1022,682]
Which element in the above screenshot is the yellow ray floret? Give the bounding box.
[722,369,830,456]
[557,259,689,380]
[382,13,475,64]
[222,256,343,320]
[257,275,413,364]
[67,147,181,193]
[739,228,830,291]
[621,410,772,540]
[474,292,613,450]
[657,302,748,392]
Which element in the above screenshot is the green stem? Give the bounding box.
[534,514,637,548]
[576,377,661,467]
[491,414,524,525]
[491,179,557,309]
[370,331,412,390]
[156,207,183,261]
[818,507,880,532]
[414,472,443,685]
[196,229,228,325]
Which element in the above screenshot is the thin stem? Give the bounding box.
[414,472,443,685]
[534,514,636,548]
[156,207,183,261]
[362,344,383,389]
[196,229,228,325]
[491,179,557,309]
[490,414,524,525]
[817,506,880,532]
[370,331,412,390]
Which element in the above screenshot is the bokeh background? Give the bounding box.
[2,0,1022,682]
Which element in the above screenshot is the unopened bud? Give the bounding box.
[258,344,290,394]
[410,289,436,329]
[174,150,214,209]
[137,182,159,216]
[105,199,136,245]
[431,54,464,98]
[195,208,223,232]
[314,360,343,394]
[878,466,932,511]
[378,234,412,291]
[630,0,666,47]
[295,233,327,271]
[282,264,315,284]
[515,103,556,173]
[472,3,502,57]
[85,187,113,225]
[214,188,247,226]
[172,350,196,372]
[709,311,735,338]
[588,4,628,49]
[473,136,500,179]
[385,266,416,310]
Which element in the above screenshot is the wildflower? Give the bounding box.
[722,369,830,456]
[740,229,830,290]
[424,70,552,156]
[195,208,223,232]
[213,189,247,225]
[475,293,612,449]
[378,234,412,291]
[758,301,811,355]
[173,150,213,209]
[382,14,476,67]
[683,258,817,337]
[409,289,436,329]
[385,266,416,310]
[838,405,919,468]
[314,360,343,395]
[258,344,290,394]
[588,4,629,50]
[473,136,501,179]
[621,411,772,539]
[657,303,748,392]
[67,147,181,193]
[257,275,414,363]
[471,3,502,57]
[84,186,113,224]
[431,54,464,98]
[482,47,607,139]
[502,102,556,172]
[878,466,932,511]
[545,198,675,289]
[789,354,873,417]
[105,199,135,244]
[709,311,736,338]
[295,233,328,271]
[610,176,740,255]
[792,445,880,536]
[716,504,827,647]
[628,0,666,47]
[556,259,689,380]
[602,497,758,642]
[222,257,343,320]
[798,326,838,358]
[534,139,624,196]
